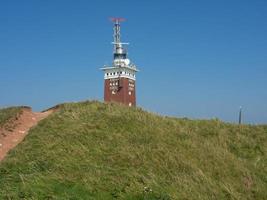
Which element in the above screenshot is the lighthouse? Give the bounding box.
[101,18,139,107]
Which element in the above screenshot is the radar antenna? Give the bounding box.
[110,17,128,60]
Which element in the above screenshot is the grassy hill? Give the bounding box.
[0,106,24,135]
[0,107,23,126]
[0,101,266,199]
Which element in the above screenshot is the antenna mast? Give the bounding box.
[110,17,128,60]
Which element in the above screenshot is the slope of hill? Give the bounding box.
[0,101,266,199]
[0,106,23,128]
[0,107,54,161]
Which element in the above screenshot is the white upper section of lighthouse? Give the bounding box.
[100,18,138,80]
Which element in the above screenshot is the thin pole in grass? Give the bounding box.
[238,106,243,134]
[239,106,242,125]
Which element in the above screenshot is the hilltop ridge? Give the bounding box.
[0,101,266,199]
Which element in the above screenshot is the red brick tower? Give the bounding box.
[101,18,139,107]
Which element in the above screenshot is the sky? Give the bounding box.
[1,0,267,124]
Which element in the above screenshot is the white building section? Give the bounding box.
[101,61,138,80]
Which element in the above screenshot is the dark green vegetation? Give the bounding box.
[0,101,266,199]
[0,107,23,133]
[0,107,23,126]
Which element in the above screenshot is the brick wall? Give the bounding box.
[104,77,136,106]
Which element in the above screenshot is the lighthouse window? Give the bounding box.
[113,72,115,75]
[120,71,122,74]
[129,91,131,95]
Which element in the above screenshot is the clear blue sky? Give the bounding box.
[1,0,267,124]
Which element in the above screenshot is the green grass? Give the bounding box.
[0,101,266,199]
[0,107,23,126]
[0,107,24,134]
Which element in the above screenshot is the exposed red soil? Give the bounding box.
[0,107,54,162]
